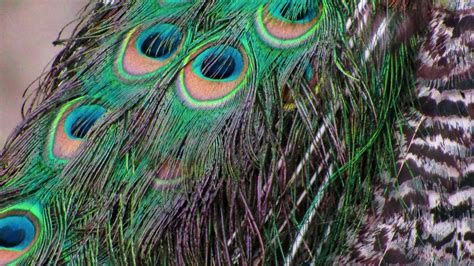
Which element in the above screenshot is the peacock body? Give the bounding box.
[0,0,472,264]
[342,3,474,263]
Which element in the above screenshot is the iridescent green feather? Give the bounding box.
[0,0,422,264]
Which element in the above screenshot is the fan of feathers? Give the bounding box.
[0,0,471,264]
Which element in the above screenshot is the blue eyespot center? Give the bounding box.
[192,46,244,81]
[65,105,106,140]
[137,24,182,60]
[270,2,316,23]
[201,54,236,80]
[0,216,35,250]
[0,226,25,248]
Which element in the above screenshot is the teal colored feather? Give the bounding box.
[0,0,472,264]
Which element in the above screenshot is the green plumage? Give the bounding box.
[3,0,463,264]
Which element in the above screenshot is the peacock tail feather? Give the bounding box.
[0,0,472,264]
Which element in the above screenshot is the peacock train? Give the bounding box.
[0,0,472,264]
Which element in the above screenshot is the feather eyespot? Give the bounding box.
[255,2,323,48]
[48,99,106,162]
[153,161,184,190]
[0,204,42,264]
[117,23,184,78]
[176,43,249,108]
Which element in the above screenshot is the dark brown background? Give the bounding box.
[0,0,87,146]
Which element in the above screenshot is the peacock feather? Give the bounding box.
[0,0,472,264]
[342,2,474,263]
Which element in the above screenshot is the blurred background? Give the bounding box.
[0,0,87,146]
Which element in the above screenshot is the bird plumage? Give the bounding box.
[342,3,474,263]
[0,0,471,264]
